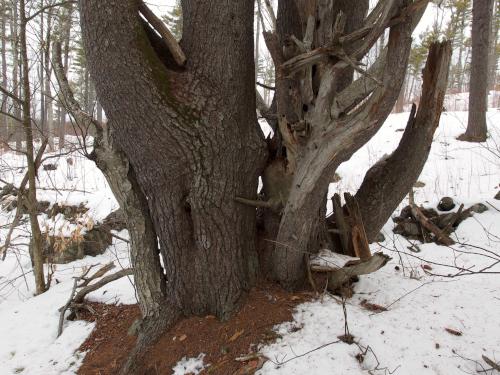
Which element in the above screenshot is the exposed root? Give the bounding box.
[119,308,179,375]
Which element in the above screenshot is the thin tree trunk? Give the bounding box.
[20,0,46,295]
[255,1,261,81]
[456,8,467,92]
[56,2,73,150]
[488,0,499,89]
[40,0,45,138]
[10,3,22,151]
[0,0,7,139]
[44,8,55,150]
[461,0,494,142]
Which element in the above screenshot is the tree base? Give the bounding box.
[120,309,179,375]
[457,133,487,143]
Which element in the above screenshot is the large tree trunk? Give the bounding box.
[461,0,494,142]
[80,0,266,322]
[355,41,452,242]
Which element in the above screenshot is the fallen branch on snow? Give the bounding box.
[57,262,133,337]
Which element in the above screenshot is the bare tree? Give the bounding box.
[460,0,494,141]
[19,0,46,294]
[10,1,22,151]
[43,2,56,150]
[0,0,8,140]
[56,2,73,149]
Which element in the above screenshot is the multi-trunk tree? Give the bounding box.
[78,0,451,372]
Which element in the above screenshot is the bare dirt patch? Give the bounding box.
[78,284,313,374]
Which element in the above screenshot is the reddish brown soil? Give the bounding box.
[78,284,314,375]
[78,303,141,374]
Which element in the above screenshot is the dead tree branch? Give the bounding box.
[138,1,186,66]
[1,139,49,260]
[57,263,133,337]
[72,268,133,305]
[411,205,455,246]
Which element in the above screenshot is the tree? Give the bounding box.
[488,0,499,89]
[78,1,449,372]
[19,0,46,294]
[39,0,56,150]
[10,0,22,151]
[55,2,74,149]
[0,0,7,140]
[460,0,494,142]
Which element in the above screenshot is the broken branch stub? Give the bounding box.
[310,249,391,291]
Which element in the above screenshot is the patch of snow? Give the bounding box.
[257,110,500,374]
[0,138,135,374]
[172,353,207,375]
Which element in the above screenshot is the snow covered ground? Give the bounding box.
[0,111,499,374]
[0,138,134,374]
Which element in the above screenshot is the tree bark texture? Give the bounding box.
[80,0,266,320]
[464,0,494,141]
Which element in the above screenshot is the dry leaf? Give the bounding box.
[229,329,244,342]
[445,328,462,336]
[233,357,267,375]
[179,334,187,341]
[360,299,387,312]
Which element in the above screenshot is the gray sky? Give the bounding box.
[146,0,177,16]
[145,1,445,43]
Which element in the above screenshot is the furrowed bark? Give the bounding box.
[355,41,452,242]
[79,0,266,329]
